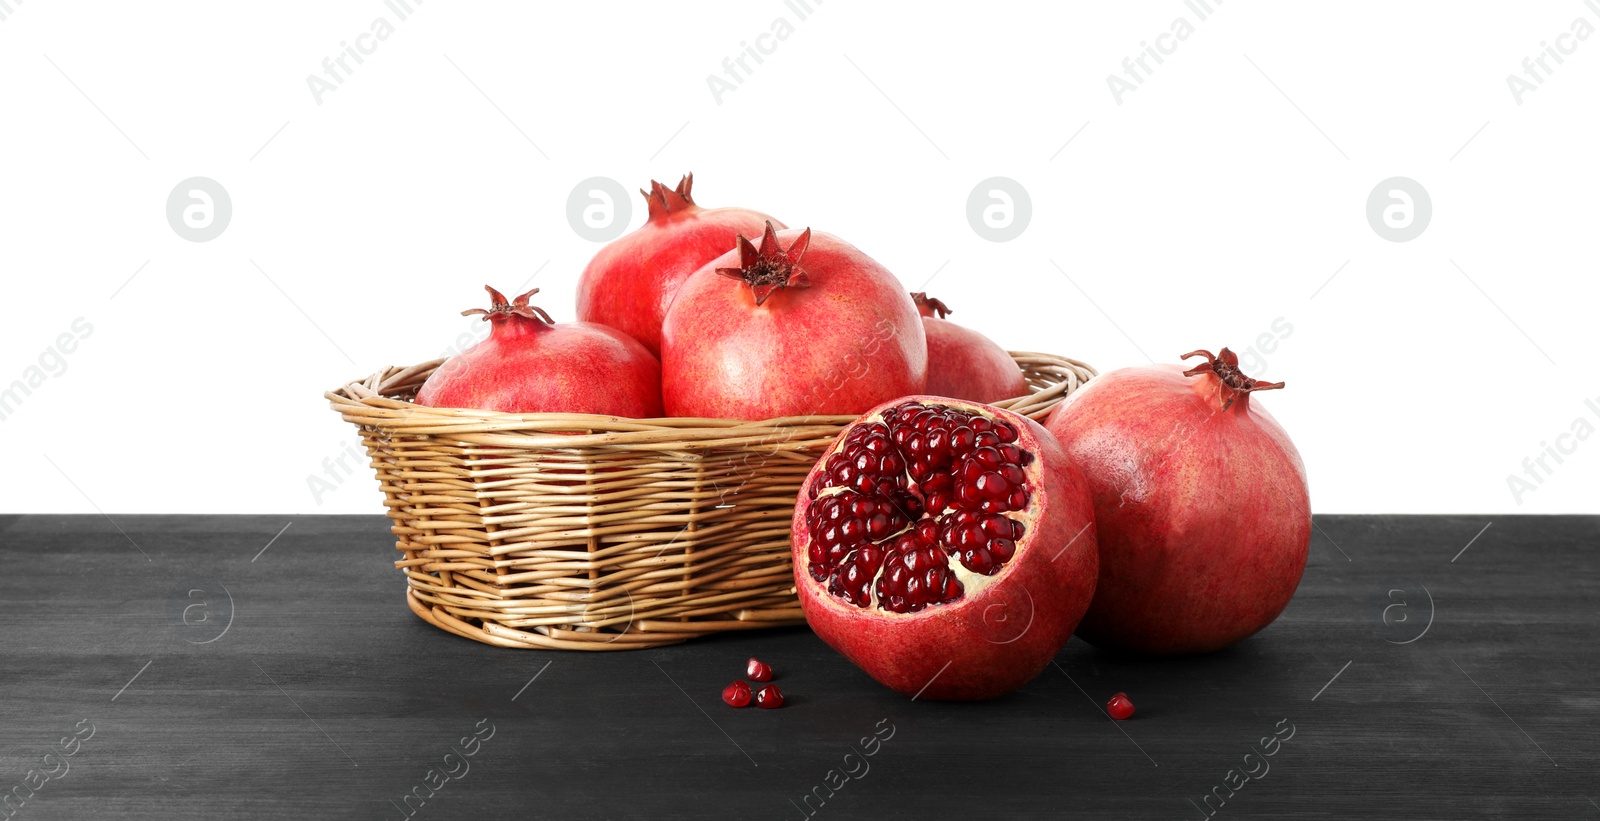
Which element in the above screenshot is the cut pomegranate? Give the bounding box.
[754,684,785,709]
[792,396,1099,701]
[1107,692,1135,720]
[721,680,752,708]
[746,658,773,682]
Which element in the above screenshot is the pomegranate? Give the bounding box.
[791,397,1098,701]
[661,222,927,420]
[1046,348,1310,654]
[576,174,782,355]
[1107,692,1135,720]
[754,684,785,709]
[746,658,773,682]
[722,680,752,708]
[415,286,663,418]
[913,292,1028,404]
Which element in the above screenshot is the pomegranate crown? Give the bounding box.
[641,173,697,219]
[716,220,812,306]
[1181,348,1284,410]
[463,285,554,324]
[911,292,952,319]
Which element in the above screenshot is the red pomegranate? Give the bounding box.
[913,292,1028,404]
[661,222,927,420]
[576,174,782,355]
[792,397,1098,701]
[415,286,663,418]
[1046,348,1309,654]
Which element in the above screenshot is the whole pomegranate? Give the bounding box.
[661,222,927,420]
[913,292,1028,404]
[576,174,782,355]
[1046,348,1309,654]
[415,286,663,418]
[792,397,1098,701]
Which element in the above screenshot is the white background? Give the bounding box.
[1,1,1595,514]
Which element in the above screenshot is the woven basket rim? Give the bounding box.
[327,351,1096,450]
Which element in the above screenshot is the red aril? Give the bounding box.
[576,174,782,355]
[792,397,1098,701]
[415,286,663,418]
[722,680,752,708]
[1046,348,1310,654]
[661,222,927,420]
[913,292,1028,404]
[754,684,785,709]
[1106,692,1135,720]
[746,658,773,682]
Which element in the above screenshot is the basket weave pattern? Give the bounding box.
[327,352,1095,650]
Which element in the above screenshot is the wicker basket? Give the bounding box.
[326,352,1095,650]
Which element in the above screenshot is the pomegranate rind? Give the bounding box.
[416,291,663,418]
[791,395,1098,701]
[1047,364,1310,654]
[576,177,782,356]
[921,317,1029,404]
[661,229,928,420]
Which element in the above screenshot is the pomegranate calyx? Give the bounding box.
[716,221,812,306]
[462,285,555,325]
[911,292,952,319]
[641,174,698,220]
[1181,348,1284,410]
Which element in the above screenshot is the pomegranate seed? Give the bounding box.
[722,680,752,708]
[755,684,785,709]
[746,658,773,682]
[959,546,996,575]
[1107,692,1135,720]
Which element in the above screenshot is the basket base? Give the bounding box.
[404,589,806,651]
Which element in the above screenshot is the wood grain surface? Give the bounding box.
[0,514,1594,819]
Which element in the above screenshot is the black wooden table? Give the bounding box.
[0,515,1594,819]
